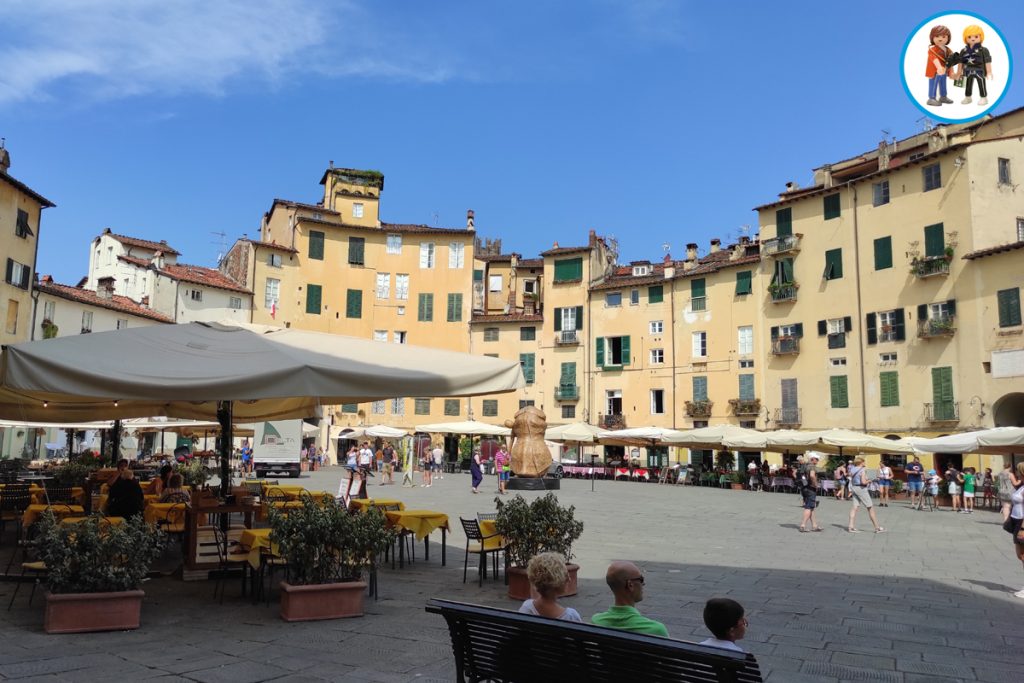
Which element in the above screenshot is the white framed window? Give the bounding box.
[264,278,280,309]
[998,158,1011,185]
[394,331,407,344]
[523,279,537,295]
[561,307,578,331]
[739,359,754,369]
[737,325,753,355]
[449,242,465,269]
[81,311,93,333]
[878,310,896,342]
[830,357,847,367]
[6,260,30,289]
[352,202,364,219]
[386,234,402,254]
[650,389,665,415]
[606,389,622,416]
[190,289,203,302]
[632,265,650,276]
[650,348,664,364]
[649,320,664,334]
[371,400,386,415]
[605,292,622,307]
[630,289,640,305]
[488,274,502,292]
[376,273,390,299]
[827,318,844,334]
[780,323,798,338]
[373,330,388,342]
[267,253,282,267]
[43,300,55,322]
[391,397,404,415]
[692,331,707,358]
[419,242,435,269]
[397,306,405,316]
[229,296,242,309]
[929,301,952,319]
[116,318,128,330]
[395,274,409,300]
[879,352,898,364]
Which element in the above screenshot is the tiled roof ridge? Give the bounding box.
[102,230,181,255]
[159,262,250,293]
[35,281,173,323]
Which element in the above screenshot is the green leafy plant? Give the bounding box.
[714,450,735,472]
[269,496,395,586]
[731,471,745,485]
[41,319,59,339]
[37,513,165,594]
[176,460,210,489]
[825,455,846,475]
[494,493,584,568]
[891,479,904,495]
[51,460,99,487]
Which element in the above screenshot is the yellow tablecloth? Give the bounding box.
[144,502,188,526]
[22,504,85,527]
[478,519,506,552]
[29,487,87,505]
[385,510,449,541]
[238,527,276,569]
[61,516,125,526]
[351,498,406,512]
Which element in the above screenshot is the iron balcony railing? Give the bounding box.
[918,315,956,338]
[924,401,959,422]
[684,400,713,418]
[729,398,761,416]
[554,384,579,401]
[555,329,580,345]
[775,407,802,427]
[761,234,801,256]
[601,414,626,430]
[913,256,950,278]
[769,283,798,303]
[771,336,800,355]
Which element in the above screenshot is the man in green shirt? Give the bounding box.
[591,561,669,637]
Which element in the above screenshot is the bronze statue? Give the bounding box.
[505,405,550,478]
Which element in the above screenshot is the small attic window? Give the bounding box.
[632,265,650,276]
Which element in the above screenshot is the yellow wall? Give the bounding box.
[0,180,47,345]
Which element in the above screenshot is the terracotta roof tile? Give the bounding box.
[271,198,339,215]
[35,281,172,323]
[247,239,299,254]
[541,245,590,256]
[0,172,55,208]
[380,222,474,236]
[159,263,250,294]
[117,255,151,268]
[962,240,1024,260]
[517,258,543,268]
[102,230,181,256]
[470,313,544,323]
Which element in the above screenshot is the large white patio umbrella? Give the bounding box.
[599,426,688,443]
[909,427,1024,455]
[815,428,911,455]
[662,424,763,450]
[333,424,408,440]
[545,422,606,443]
[414,420,511,436]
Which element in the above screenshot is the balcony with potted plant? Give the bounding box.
[768,282,798,303]
[761,233,802,256]
[918,314,956,339]
[554,383,579,401]
[684,400,713,418]
[728,398,761,416]
[771,336,800,355]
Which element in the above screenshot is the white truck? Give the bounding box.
[252,420,303,479]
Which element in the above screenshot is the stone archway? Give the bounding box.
[992,393,1024,427]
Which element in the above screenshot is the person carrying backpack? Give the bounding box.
[797,453,823,533]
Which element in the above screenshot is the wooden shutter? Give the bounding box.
[575,306,583,327]
[692,376,708,402]
[866,313,877,345]
[931,367,954,419]
[447,293,462,322]
[691,278,706,298]
[893,308,906,340]
[829,376,849,408]
[620,336,631,365]
[308,231,324,260]
[824,194,840,220]
[554,258,582,282]
[305,284,322,314]
[824,248,843,279]
[560,362,576,384]
[346,289,362,318]
[817,320,827,336]
[418,293,433,321]
[553,308,562,332]
[917,304,928,320]
[595,337,605,368]
[794,323,804,338]
[735,271,752,295]
[520,354,535,384]
[781,378,798,409]
[998,288,1022,327]
[945,299,956,316]
[776,208,793,237]
[874,236,892,270]
[4,259,12,284]
[923,223,945,257]
[648,285,664,303]
[770,326,779,339]
[739,374,755,401]
[348,237,365,265]
[880,371,899,407]
[781,258,794,283]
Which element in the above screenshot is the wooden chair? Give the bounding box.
[459,517,503,587]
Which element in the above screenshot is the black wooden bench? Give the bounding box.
[426,598,763,682]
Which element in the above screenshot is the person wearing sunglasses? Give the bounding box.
[591,561,668,637]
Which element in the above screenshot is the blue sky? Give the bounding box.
[2,1,1022,284]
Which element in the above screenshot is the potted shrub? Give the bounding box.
[52,461,98,488]
[176,460,211,489]
[494,493,584,600]
[730,471,745,490]
[269,496,395,621]
[36,513,165,634]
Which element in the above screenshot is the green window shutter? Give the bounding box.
[880,371,899,407]
[414,398,431,415]
[739,374,755,401]
[418,293,433,321]
[575,306,583,327]
[866,313,877,345]
[776,208,793,237]
[692,376,708,402]
[595,337,605,368]
[553,258,583,282]
[446,293,462,322]
[345,289,362,318]
[341,403,358,414]
[620,336,631,366]
[829,375,849,408]
[823,194,841,220]
[308,231,325,260]
[735,270,752,295]
[648,285,664,303]
[553,307,562,332]
[893,308,906,341]
[997,288,1022,327]
[520,353,535,384]
[873,236,893,270]
[348,237,365,265]
[931,366,954,419]
[924,223,945,257]
[781,258,794,283]
[520,326,535,341]
[691,278,706,298]
[482,400,498,417]
[560,362,577,384]
[824,248,843,280]
[305,284,322,315]
[473,269,483,282]
[444,399,460,416]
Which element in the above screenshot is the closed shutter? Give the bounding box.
[418,293,433,321]
[931,366,954,419]
[348,237,365,265]
[341,404,358,413]
[691,278,706,298]
[596,337,605,368]
[346,289,362,318]
[946,299,956,316]
[866,313,877,345]
[793,323,804,338]
[560,362,577,384]
[829,376,849,408]
[446,293,462,322]
[843,316,852,332]
[823,194,840,220]
[893,308,906,340]
[735,271,752,295]
[692,376,708,402]
[444,399,460,416]
[553,258,583,282]
[473,269,483,282]
[520,354,535,384]
[917,303,928,321]
[415,398,431,415]
[648,285,664,303]
[305,284,322,314]
[575,306,583,328]
[924,223,945,257]
[419,243,432,268]
[739,374,755,401]
[482,400,498,417]
[874,236,893,270]
[770,326,779,339]
[308,231,325,260]
[620,336,631,365]
[781,378,798,409]
[998,288,1022,327]
[776,208,793,237]
[880,371,899,407]
[553,307,562,332]
[4,259,12,284]
[817,320,827,336]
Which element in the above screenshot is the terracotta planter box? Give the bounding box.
[730,483,744,490]
[507,563,579,601]
[279,580,367,622]
[44,590,144,634]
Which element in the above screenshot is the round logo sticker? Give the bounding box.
[900,11,1012,123]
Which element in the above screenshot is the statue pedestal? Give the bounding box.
[507,477,560,491]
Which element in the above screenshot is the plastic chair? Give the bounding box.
[459,517,503,586]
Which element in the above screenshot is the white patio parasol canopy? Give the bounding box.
[0,321,525,422]
[599,426,688,443]
[662,424,763,449]
[908,427,1024,455]
[414,420,511,436]
[545,422,607,443]
[331,424,408,440]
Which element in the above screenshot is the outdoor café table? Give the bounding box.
[477,519,505,552]
[185,502,256,571]
[385,510,449,567]
[350,498,406,513]
[22,504,84,527]
[144,502,190,526]
[238,527,276,569]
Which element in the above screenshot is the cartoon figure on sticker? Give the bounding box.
[950,24,993,105]
[925,25,953,106]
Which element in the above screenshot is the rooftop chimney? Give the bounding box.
[588,229,597,247]
[710,238,721,253]
[663,253,674,280]
[685,243,698,260]
[41,274,53,284]
[739,236,750,245]
[466,209,475,231]
[97,277,115,299]
[0,140,9,175]
[784,181,800,193]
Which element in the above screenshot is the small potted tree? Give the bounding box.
[36,513,165,634]
[270,496,395,621]
[494,493,584,600]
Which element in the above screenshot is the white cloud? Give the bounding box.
[0,0,455,105]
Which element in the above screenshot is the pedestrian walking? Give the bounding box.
[946,464,962,513]
[420,443,433,487]
[797,454,823,533]
[1005,462,1024,599]
[494,445,510,494]
[981,467,995,510]
[834,461,850,500]
[962,467,976,514]
[877,459,893,506]
[847,456,885,533]
[747,460,760,492]
[432,444,445,480]
[470,449,483,493]
[345,445,358,471]
[997,463,1016,522]
[905,456,925,509]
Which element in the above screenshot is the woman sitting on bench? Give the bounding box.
[517,552,582,622]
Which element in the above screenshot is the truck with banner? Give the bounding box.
[252,420,303,479]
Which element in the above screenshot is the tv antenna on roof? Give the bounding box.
[916,116,934,132]
[211,230,227,266]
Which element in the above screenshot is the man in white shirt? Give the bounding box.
[432,445,445,480]
[358,442,374,478]
[699,598,747,653]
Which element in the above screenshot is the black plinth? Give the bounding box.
[507,477,561,491]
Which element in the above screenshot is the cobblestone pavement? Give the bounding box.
[0,468,1020,682]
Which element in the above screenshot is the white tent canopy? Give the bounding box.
[545,422,607,443]
[331,425,407,440]
[415,421,511,436]
[908,427,1024,455]
[662,424,763,449]
[0,321,525,422]
[0,419,112,431]
[716,428,911,455]
[599,426,688,443]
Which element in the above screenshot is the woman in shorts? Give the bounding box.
[946,466,962,512]
[961,467,976,514]
[1007,463,1024,599]
[877,459,893,507]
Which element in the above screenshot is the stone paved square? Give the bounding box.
[1,467,1020,682]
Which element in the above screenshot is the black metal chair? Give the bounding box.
[459,517,504,586]
[382,503,415,569]
[0,491,32,548]
[211,526,250,604]
[42,485,76,505]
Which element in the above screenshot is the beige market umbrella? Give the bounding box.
[545,422,606,443]
[815,428,911,455]
[909,427,1024,455]
[662,424,763,450]
[414,420,511,436]
[332,425,408,440]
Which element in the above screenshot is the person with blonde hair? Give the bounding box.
[950,24,993,106]
[847,456,885,533]
[517,552,582,621]
[1006,462,1024,599]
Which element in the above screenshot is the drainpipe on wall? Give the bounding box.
[28,205,44,341]
[849,181,868,432]
[28,287,40,341]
